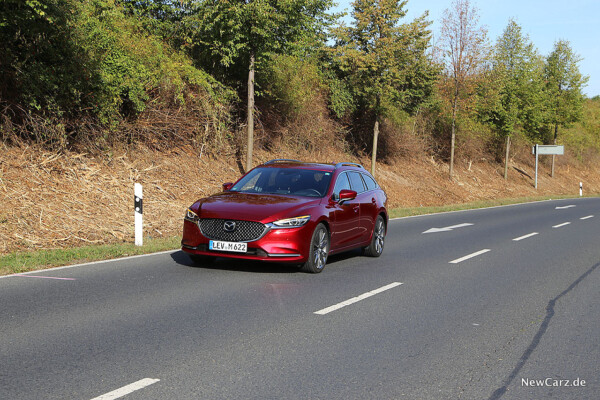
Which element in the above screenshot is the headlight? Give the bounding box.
[272,215,310,228]
[185,208,199,222]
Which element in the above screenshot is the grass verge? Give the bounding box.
[0,236,181,276]
[388,194,591,219]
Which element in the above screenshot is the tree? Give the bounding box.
[0,0,92,117]
[478,20,545,180]
[334,0,437,175]
[544,40,588,176]
[438,0,488,178]
[187,0,334,171]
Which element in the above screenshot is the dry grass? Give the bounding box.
[1,139,599,256]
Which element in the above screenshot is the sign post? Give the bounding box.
[534,144,539,189]
[532,145,564,189]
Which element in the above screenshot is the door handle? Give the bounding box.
[353,206,359,213]
[371,197,376,204]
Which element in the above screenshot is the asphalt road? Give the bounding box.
[1,198,599,400]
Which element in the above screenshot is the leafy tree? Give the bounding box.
[544,39,588,176]
[333,0,437,175]
[438,0,488,178]
[478,19,545,179]
[0,0,93,117]
[185,0,334,171]
[1,0,231,145]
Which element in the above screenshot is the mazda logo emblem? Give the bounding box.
[223,221,236,232]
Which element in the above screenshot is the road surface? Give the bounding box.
[1,198,598,399]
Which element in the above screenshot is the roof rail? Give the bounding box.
[335,162,364,169]
[264,159,302,164]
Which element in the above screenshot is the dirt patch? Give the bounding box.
[1,142,598,255]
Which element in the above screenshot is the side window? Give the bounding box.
[332,173,351,200]
[348,171,366,193]
[362,174,377,191]
[239,171,262,191]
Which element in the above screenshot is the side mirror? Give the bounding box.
[338,189,357,203]
[222,182,233,191]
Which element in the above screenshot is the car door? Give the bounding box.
[329,172,362,250]
[347,171,372,242]
[359,172,379,240]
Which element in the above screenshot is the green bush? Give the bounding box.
[1,0,233,144]
[562,97,600,160]
[260,54,325,121]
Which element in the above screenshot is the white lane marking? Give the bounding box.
[555,205,576,209]
[580,215,594,220]
[422,223,473,234]
[390,198,566,221]
[552,222,571,228]
[314,282,403,315]
[90,378,159,400]
[13,274,76,281]
[449,249,491,264]
[0,250,178,279]
[512,232,539,241]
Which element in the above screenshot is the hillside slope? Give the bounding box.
[1,143,598,255]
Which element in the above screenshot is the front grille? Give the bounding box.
[199,219,267,242]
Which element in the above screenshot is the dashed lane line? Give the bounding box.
[90,378,160,400]
[449,249,491,264]
[314,282,403,315]
[580,215,594,220]
[552,222,571,228]
[512,232,539,241]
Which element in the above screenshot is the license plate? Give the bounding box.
[209,240,248,253]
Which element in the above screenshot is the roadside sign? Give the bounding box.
[532,145,564,155]
[532,144,565,189]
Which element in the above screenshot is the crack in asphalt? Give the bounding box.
[487,261,600,400]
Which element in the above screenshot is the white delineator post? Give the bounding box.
[580,182,583,197]
[135,183,143,246]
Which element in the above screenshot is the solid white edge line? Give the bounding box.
[0,250,179,279]
[314,282,403,315]
[389,197,597,221]
[90,378,159,400]
[552,222,571,228]
[580,215,594,220]
[449,249,491,264]
[512,232,539,241]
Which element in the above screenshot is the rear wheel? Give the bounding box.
[188,254,216,266]
[300,223,329,273]
[363,215,385,257]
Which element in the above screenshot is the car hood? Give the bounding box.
[197,192,321,222]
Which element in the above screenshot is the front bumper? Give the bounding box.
[181,219,311,262]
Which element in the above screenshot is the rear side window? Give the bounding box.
[362,174,377,191]
[348,171,366,193]
[332,173,351,200]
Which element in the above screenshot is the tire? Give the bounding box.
[363,215,385,257]
[188,254,216,266]
[300,223,330,273]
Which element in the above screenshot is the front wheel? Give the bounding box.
[300,223,329,273]
[363,215,385,257]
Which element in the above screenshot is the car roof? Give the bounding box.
[260,159,367,173]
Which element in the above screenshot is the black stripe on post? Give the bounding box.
[135,196,143,214]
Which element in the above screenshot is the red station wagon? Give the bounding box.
[181,159,388,273]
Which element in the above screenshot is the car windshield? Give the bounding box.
[230,167,333,198]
